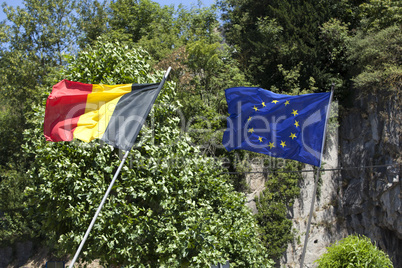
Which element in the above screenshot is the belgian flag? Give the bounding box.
[44,79,163,151]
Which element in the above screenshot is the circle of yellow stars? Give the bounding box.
[247,98,301,150]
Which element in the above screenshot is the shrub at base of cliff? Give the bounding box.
[315,234,393,267]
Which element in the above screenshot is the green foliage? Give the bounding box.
[315,234,393,267]
[0,169,37,246]
[23,39,272,267]
[106,0,221,62]
[0,0,77,167]
[0,103,24,166]
[255,160,303,260]
[218,0,342,92]
[348,25,402,92]
[75,0,109,48]
[0,50,42,168]
[63,36,155,85]
[317,18,353,100]
[1,0,77,63]
[156,38,251,165]
[185,40,247,110]
[218,0,400,101]
[360,0,402,32]
[108,0,164,43]
[319,18,350,70]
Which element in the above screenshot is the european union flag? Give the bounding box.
[222,87,332,167]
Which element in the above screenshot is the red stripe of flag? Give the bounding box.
[44,80,93,142]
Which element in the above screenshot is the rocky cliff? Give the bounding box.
[279,129,348,267]
[340,89,401,266]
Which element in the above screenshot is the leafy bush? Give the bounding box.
[315,234,393,267]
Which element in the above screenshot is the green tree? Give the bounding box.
[359,0,402,32]
[155,40,254,194]
[348,4,402,89]
[318,18,352,99]
[0,167,37,245]
[348,25,402,94]
[75,0,109,48]
[0,0,78,166]
[23,39,272,267]
[106,0,221,62]
[1,0,77,64]
[0,0,80,248]
[182,40,252,155]
[218,0,337,91]
[216,0,375,96]
[0,50,39,165]
[107,0,164,43]
[315,234,393,267]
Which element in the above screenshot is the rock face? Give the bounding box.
[0,241,33,268]
[340,91,401,266]
[245,163,267,214]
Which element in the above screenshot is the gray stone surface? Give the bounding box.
[0,247,12,268]
[16,241,33,267]
[339,90,401,266]
[245,163,266,214]
[280,133,348,267]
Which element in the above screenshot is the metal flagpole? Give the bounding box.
[300,84,334,268]
[68,67,171,268]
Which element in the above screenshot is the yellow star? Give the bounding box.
[292,109,298,116]
[289,133,297,139]
[294,120,300,127]
[268,142,275,149]
[248,128,255,134]
[272,100,279,104]
[262,102,266,107]
[284,100,290,106]
[248,116,252,122]
[258,136,263,143]
[280,140,286,148]
[253,105,258,111]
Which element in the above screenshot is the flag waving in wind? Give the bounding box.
[222,87,332,167]
[44,80,162,151]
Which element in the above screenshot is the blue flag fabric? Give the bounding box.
[222,87,332,167]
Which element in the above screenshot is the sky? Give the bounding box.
[0,0,217,22]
